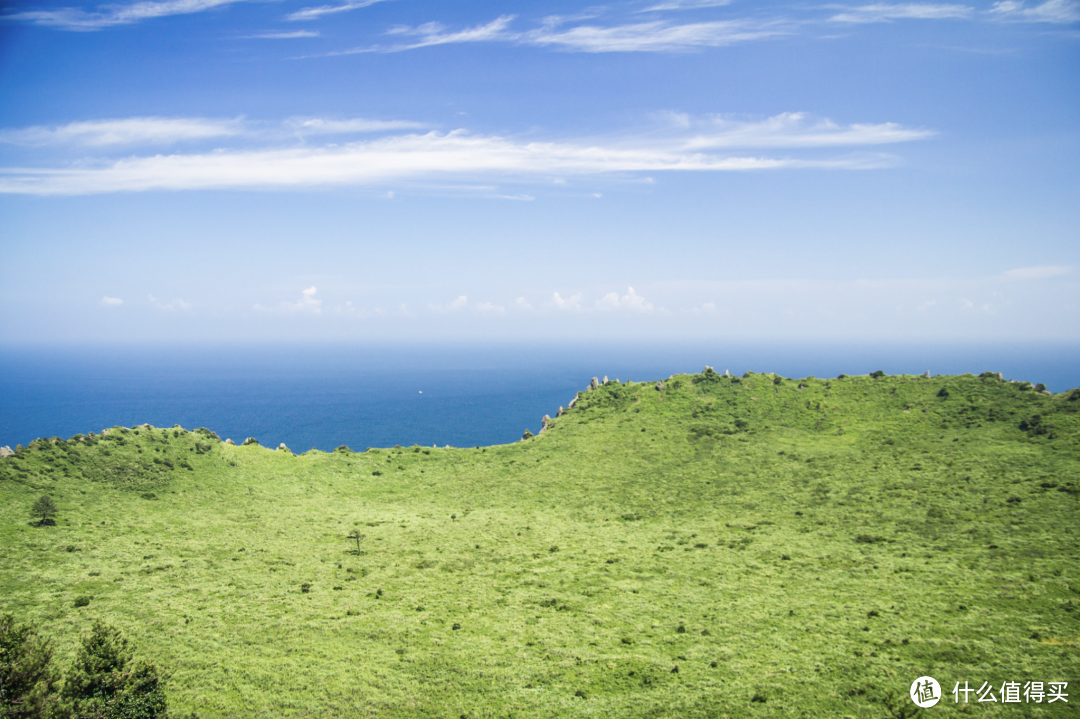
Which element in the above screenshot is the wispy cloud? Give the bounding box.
[523,18,786,52]
[284,117,428,134]
[286,0,389,22]
[989,0,1080,22]
[0,112,931,195]
[1001,265,1073,280]
[678,111,933,148]
[0,117,244,147]
[354,14,787,54]
[376,15,517,51]
[476,301,506,315]
[827,3,974,23]
[640,0,734,11]
[0,116,428,147]
[245,30,320,39]
[100,296,123,306]
[5,0,244,30]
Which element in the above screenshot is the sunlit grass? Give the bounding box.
[2,371,1077,717]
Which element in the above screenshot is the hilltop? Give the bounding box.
[1,370,1078,718]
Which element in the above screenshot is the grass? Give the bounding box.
[1,370,1078,717]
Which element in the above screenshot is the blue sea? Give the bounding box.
[1,342,1077,451]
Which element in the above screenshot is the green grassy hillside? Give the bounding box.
[2,370,1078,718]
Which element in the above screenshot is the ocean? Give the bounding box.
[1,342,1077,451]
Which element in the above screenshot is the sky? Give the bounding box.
[0,0,1077,345]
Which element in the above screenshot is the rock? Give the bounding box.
[656,380,664,390]
[724,370,730,376]
[603,376,608,384]
[568,393,579,409]
[1039,389,1052,396]
[0,446,12,458]
[996,372,1004,382]
[923,371,930,378]
[590,377,600,389]
[542,414,551,428]
[278,443,289,451]
[241,437,259,446]
[557,406,565,417]
[224,438,235,446]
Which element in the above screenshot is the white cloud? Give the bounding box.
[515,297,534,310]
[680,111,933,149]
[429,295,468,312]
[989,0,1080,22]
[285,117,428,135]
[550,292,584,312]
[255,286,323,314]
[1001,265,1073,280]
[828,3,975,23]
[477,301,506,315]
[596,286,655,311]
[100,296,123,306]
[148,294,191,310]
[287,0,389,22]
[0,117,244,147]
[7,0,245,30]
[375,15,517,50]
[523,19,786,52]
[640,0,734,11]
[246,30,320,39]
[0,111,924,195]
[358,15,785,54]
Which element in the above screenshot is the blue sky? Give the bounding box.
[0,0,1077,343]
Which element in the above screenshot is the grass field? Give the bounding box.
[2,370,1078,717]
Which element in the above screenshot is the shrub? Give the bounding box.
[74,596,92,608]
[241,438,259,446]
[0,613,61,719]
[869,371,886,379]
[63,621,166,719]
[300,583,312,594]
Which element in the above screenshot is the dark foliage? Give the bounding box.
[0,614,61,719]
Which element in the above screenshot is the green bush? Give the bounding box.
[0,613,61,719]
[62,620,166,719]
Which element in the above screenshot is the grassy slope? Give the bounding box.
[1,371,1078,718]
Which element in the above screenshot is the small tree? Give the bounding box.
[0,614,61,719]
[346,529,365,555]
[63,621,165,719]
[30,496,57,526]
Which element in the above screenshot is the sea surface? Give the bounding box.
[2,342,1077,451]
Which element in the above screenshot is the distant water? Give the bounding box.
[1,342,1077,451]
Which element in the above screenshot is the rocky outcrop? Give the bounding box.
[0,446,13,458]
[602,376,608,385]
[568,393,579,409]
[923,371,930,378]
[241,437,259,446]
[224,438,236,446]
[997,372,1004,382]
[590,377,600,389]
[656,380,664,390]
[556,406,565,417]
[724,370,730,377]
[541,415,551,433]
[278,443,289,452]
